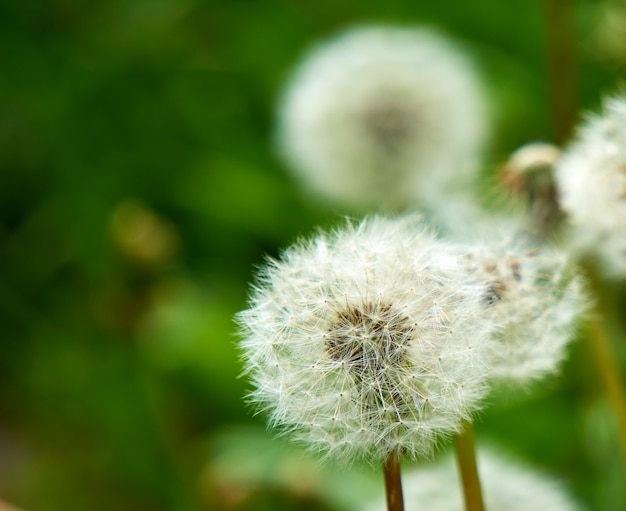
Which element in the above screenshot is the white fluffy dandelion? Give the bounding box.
[364,449,582,511]
[460,232,587,384]
[277,25,487,210]
[237,216,495,464]
[555,94,626,278]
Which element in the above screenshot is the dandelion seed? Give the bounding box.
[237,216,494,464]
[555,93,626,278]
[276,25,487,210]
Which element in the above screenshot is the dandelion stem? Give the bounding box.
[383,451,404,511]
[584,264,626,464]
[545,0,577,144]
[585,263,626,461]
[587,317,626,463]
[454,422,485,511]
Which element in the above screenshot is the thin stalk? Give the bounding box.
[383,451,404,511]
[587,317,626,463]
[454,422,485,511]
[584,263,626,464]
[545,0,577,144]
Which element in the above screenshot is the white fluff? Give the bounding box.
[555,94,626,278]
[277,25,487,210]
[459,232,588,385]
[237,216,496,464]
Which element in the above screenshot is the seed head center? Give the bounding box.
[325,302,412,375]
[361,99,414,154]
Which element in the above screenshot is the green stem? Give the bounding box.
[383,451,404,511]
[584,263,626,465]
[454,422,485,511]
[545,0,577,144]
[587,317,626,463]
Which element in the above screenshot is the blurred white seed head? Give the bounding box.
[277,25,487,210]
[237,216,495,464]
[364,448,582,511]
[555,94,626,278]
[460,230,587,384]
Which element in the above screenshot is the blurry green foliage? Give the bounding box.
[1,0,625,510]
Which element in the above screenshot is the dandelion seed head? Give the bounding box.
[555,94,626,277]
[460,232,587,384]
[237,216,494,463]
[277,25,487,210]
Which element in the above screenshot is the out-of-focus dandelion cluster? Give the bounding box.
[234,20,626,511]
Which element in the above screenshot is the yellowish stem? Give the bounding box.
[587,316,626,464]
[584,262,626,465]
[454,422,485,511]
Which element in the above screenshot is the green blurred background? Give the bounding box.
[1,0,626,510]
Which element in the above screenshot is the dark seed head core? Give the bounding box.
[361,99,414,155]
[481,257,523,306]
[325,302,413,377]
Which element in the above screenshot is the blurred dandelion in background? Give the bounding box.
[555,93,626,278]
[276,25,487,211]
